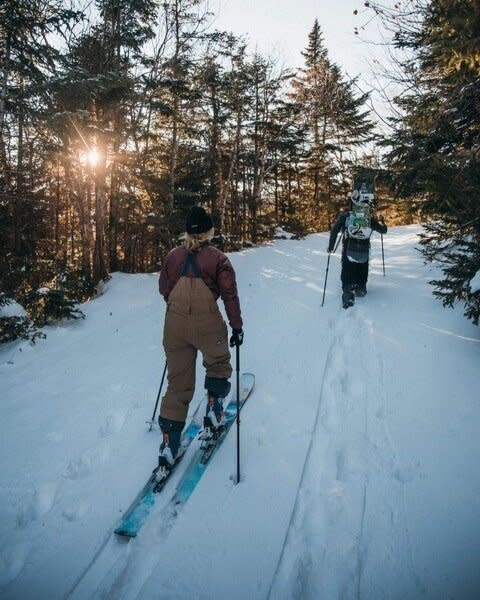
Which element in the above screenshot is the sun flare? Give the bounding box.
[86,148,99,167]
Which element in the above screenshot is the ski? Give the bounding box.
[171,372,254,507]
[113,401,203,538]
[114,372,255,538]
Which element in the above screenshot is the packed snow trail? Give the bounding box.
[270,229,480,600]
[1,226,480,600]
[269,309,423,599]
[69,238,335,600]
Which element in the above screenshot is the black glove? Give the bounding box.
[229,328,244,347]
[327,245,334,254]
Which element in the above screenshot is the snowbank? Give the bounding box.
[0,300,26,318]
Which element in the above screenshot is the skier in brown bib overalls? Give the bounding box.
[157,207,243,475]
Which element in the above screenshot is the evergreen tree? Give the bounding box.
[291,19,373,227]
[383,0,480,323]
[1,3,416,344]
[0,0,80,256]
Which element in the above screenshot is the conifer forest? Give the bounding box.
[1,0,479,342]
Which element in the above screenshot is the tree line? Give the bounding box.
[2,1,477,336]
[361,0,480,324]
[1,1,382,341]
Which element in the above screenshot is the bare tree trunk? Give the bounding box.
[0,24,10,169]
[86,177,94,267]
[93,139,108,283]
[208,71,229,235]
[70,202,75,263]
[109,146,119,271]
[169,96,179,210]
[79,182,91,275]
[13,102,24,254]
[64,186,70,263]
[312,131,319,211]
[223,111,242,237]
[55,162,61,255]
[287,168,293,215]
[242,165,247,239]
[274,161,279,218]
[168,0,181,213]
[252,71,260,243]
[215,144,224,232]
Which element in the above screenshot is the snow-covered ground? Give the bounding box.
[1,225,479,600]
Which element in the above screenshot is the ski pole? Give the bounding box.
[321,234,342,307]
[321,253,331,308]
[146,361,167,431]
[381,233,385,276]
[235,343,241,485]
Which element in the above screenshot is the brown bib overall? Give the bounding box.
[160,253,232,423]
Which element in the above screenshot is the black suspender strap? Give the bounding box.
[181,253,202,278]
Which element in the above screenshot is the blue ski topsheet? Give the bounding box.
[115,373,255,537]
[114,405,203,537]
[172,373,254,505]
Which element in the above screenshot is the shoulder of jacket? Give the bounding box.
[166,245,186,261]
[201,245,226,260]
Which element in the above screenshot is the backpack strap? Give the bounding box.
[181,253,202,278]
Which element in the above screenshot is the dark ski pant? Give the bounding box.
[341,253,369,297]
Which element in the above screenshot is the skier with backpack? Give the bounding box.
[327,182,387,308]
[156,206,244,480]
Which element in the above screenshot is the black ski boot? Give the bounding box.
[199,395,225,447]
[342,289,355,309]
[356,284,367,297]
[153,418,184,486]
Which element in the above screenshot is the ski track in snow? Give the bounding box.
[65,420,206,600]
[2,228,480,600]
[66,242,329,600]
[269,301,427,599]
[0,274,162,599]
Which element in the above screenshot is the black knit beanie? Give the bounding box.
[186,206,213,234]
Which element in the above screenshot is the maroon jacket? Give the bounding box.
[159,243,243,330]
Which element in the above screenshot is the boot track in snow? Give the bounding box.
[268,305,426,599]
[65,374,254,600]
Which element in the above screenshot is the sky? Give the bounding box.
[213,0,382,77]
[211,0,393,128]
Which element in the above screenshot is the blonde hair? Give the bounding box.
[184,227,214,252]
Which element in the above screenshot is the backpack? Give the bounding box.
[346,203,372,241]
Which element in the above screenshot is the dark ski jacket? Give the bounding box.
[159,243,243,330]
[328,210,387,262]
